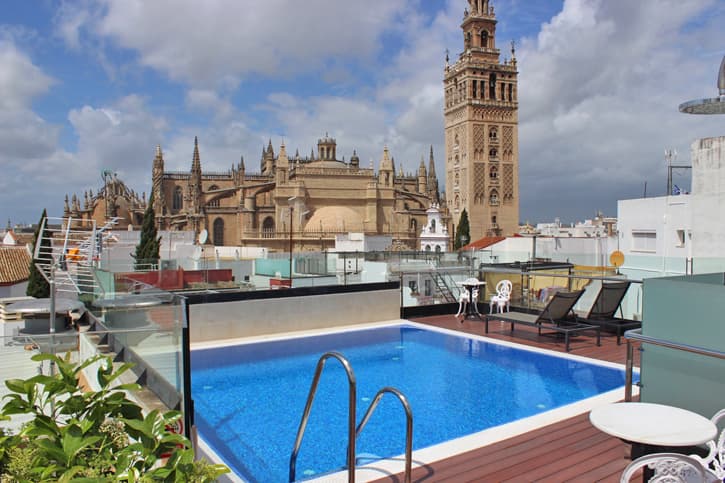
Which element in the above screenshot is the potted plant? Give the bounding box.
[0,353,229,482]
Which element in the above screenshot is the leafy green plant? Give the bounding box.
[0,353,229,482]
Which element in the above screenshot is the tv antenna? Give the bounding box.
[664,148,691,196]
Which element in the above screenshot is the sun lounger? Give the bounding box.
[484,290,601,351]
[579,281,641,344]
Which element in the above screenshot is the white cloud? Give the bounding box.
[516,0,723,220]
[185,89,234,119]
[92,0,408,87]
[68,95,168,193]
[0,40,55,110]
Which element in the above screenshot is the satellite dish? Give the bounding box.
[198,229,208,245]
[610,250,625,268]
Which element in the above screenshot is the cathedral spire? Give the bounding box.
[428,145,437,178]
[191,136,201,174]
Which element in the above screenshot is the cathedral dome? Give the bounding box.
[304,206,364,232]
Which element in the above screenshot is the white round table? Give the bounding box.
[589,402,717,447]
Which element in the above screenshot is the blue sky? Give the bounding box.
[1,0,723,227]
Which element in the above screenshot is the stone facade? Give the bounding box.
[445,0,520,240]
[149,136,443,251]
[63,172,146,230]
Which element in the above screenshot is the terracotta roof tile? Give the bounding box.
[463,236,506,249]
[0,246,31,285]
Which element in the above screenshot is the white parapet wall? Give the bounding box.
[189,288,400,342]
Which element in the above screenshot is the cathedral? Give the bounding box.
[148,135,441,251]
[63,0,520,249]
[445,0,520,240]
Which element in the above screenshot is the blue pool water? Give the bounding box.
[191,324,627,482]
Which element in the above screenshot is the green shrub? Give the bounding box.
[0,353,229,482]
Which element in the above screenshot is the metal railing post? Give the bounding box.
[625,339,634,402]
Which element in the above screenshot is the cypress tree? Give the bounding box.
[26,209,51,298]
[133,195,161,270]
[454,208,471,250]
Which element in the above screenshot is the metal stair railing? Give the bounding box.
[32,216,115,297]
[289,351,357,483]
[355,387,413,483]
[432,271,457,303]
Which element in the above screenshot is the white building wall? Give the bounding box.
[615,135,725,278]
[617,196,691,278]
[690,136,725,263]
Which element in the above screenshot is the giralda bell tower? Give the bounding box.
[444,0,519,240]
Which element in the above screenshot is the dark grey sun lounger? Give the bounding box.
[579,281,641,345]
[483,289,601,351]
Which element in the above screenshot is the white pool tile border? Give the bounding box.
[192,319,639,482]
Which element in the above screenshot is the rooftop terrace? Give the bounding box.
[371,314,640,483]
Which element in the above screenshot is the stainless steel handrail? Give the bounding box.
[289,352,357,483]
[624,328,725,401]
[355,387,413,483]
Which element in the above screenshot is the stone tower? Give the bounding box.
[444,0,519,240]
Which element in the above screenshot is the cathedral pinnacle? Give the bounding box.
[192,136,201,173]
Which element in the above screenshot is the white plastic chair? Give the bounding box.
[455,288,470,317]
[692,408,725,481]
[489,279,512,314]
[620,453,717,483]
[471,287,480,315]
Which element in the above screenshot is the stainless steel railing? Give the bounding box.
[288,352,414,483]
[624,328,725,401]
[289,352,357,483]
[356,387,413,483]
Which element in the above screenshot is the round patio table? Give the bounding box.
[590,402,716,480]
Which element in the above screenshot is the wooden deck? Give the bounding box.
[373,314,641,483]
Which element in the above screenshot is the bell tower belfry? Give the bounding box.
[444,0,519,240]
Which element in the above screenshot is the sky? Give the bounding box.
[0,0,723,227]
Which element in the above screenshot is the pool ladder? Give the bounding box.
[288,351,413,483]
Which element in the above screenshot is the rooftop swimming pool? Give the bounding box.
[191,323,628,482]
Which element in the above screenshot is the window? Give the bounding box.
[208,185,219,208]
[430,219,436,232]
[632,230,656,252]
[489,190,499,206]
[480,30,488,48]
[489,73,496,98]
[262,217,275,238]
[489,166,498,179]
[172,187,183,211]
[213,218,224,246]
[424,279,432,296]
[410,218,417,232]
[676,229,686,247]
[489,148,498,159]
[489,127,498,140]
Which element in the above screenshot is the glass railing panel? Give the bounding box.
[88,292,185,391]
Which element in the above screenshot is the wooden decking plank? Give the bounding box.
[371,315,638,483]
